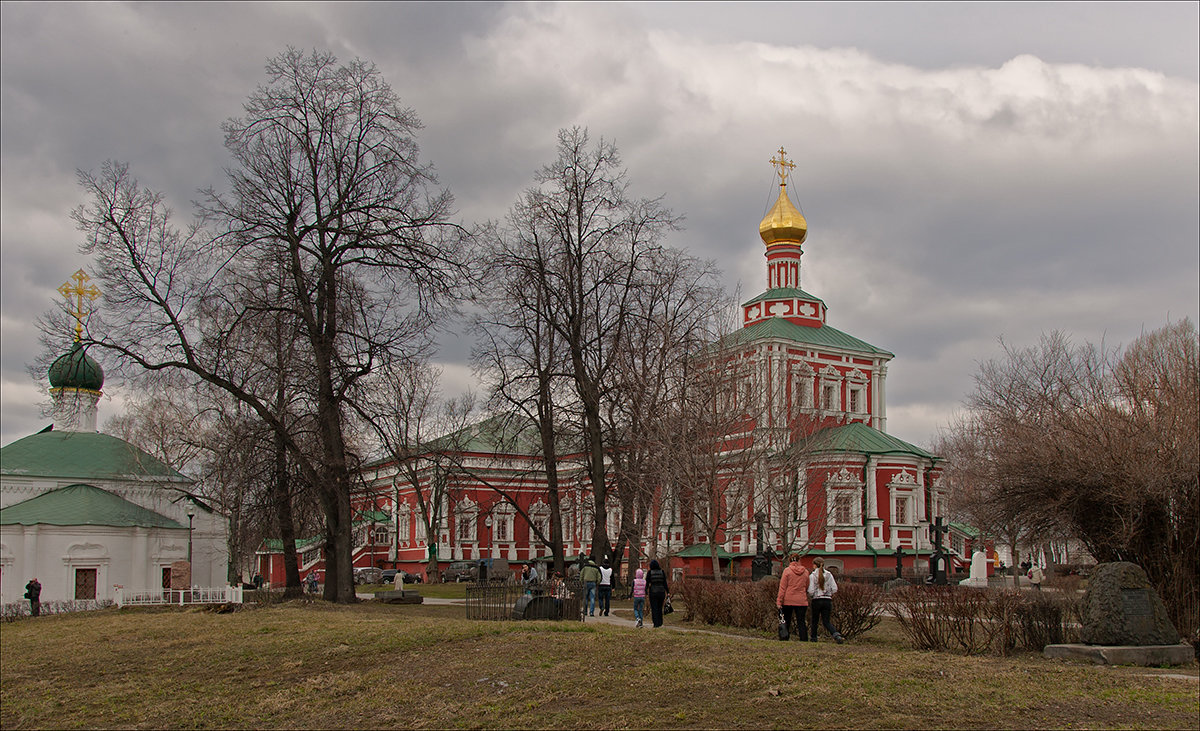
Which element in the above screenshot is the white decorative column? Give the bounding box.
[865,457,884,549]
[877,365,888,432]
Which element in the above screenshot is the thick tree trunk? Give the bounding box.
[424,522,441,583]
[272,431,303,597]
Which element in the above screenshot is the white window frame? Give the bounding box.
[455,498,478,542]
[397,503,411,546]
[493,503,515,543]
[792,364,814,411]
[893,494,913,526]
[846,370,868,415]
[819,365,843,413]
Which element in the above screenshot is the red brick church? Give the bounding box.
[256,150,951,584]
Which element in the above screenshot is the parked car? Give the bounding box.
[379,569,424,585]
[441,561,479,583]
[353,567,383,585]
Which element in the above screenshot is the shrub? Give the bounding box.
[1015,590,1079,650]
[889,586,1082,655]
[887,586,950,651]
[1,599,115,622]
[675,577,780,632]
[831,582,883,640]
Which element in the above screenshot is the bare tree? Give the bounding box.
[605,247,726,581]
[362,358,477,582]
[472,230,574,575]
[954,321,1198,637]
[475,127,678,566]
[70,49,468,602]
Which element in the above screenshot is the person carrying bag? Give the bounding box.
[776,552,810,642]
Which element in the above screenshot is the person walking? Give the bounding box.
[646,559,671,628]
[1028,564,1044,591]
[581,558,601,616]
[598,561,614,616]
[24,577,41,617]
[776,553,810,641]
[808,557,844,643]
[632,567,647,628]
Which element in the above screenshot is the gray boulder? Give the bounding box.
[1079,562,1179,646]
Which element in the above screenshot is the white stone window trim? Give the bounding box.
[455,498,479,542]
[492,502,516,543]
[818,365,843,413]
[819,468,864,547]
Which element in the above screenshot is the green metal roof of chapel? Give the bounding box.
[0,483,185,528]
[720,317,893,358]
[0,430,189,483]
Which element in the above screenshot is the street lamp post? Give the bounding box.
[186,503,196,565]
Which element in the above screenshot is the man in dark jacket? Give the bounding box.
[25,577,41,617]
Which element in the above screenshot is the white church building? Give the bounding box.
[0,336,229,605]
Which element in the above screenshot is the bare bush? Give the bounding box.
[832,582,884,640]
[949,321,1198,639]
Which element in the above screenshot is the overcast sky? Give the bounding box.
[2,2,1197,450]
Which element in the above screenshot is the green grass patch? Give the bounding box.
[1,602,1195,729]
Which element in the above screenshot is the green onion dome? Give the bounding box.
[48,343,104,392]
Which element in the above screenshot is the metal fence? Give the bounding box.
[115,585,244,607]
[465,578,584,622]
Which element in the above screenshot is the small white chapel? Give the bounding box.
[0,271,229,605]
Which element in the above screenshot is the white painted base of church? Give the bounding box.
[0,522,227,604]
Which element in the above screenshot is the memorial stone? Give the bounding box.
[958,550,989,588]
[170,560,191,590]
[1079,562,1179,646]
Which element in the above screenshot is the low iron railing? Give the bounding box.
[465,578,583,622]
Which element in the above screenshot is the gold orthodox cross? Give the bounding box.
[57,269,100,342]
[769,146,796,187]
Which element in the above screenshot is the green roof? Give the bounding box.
[674,543,737,559]
[260,536,324,552]
[797,422,937,460]
[720,317,893,358]
[428,413,544,455]
[354,509,390,523]
[741,287,826,308]
[0,483,184,528]
[949,522,981,537]
[1,430,189,483]
[365,413,546,468]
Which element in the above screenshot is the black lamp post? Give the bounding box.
[186,503,196,564]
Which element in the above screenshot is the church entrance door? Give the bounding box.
[75,568,97,600]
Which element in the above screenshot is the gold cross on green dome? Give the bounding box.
[57,269,100,342]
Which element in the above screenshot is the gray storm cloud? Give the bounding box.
[2,2,1196,449]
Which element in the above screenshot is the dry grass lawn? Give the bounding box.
[1,600,1195,729]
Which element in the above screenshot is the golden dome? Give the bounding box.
[759,184,807,246]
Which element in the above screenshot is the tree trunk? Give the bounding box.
[272,430,303,597]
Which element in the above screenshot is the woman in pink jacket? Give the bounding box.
[776,552,811,641]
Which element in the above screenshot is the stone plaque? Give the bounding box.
[1120,589,1151,617]
[170,560,192,590]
